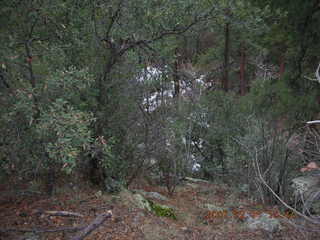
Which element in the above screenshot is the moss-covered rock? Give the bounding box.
[132,189,169,201]
[118,189,176,219]
[133,193,152,211]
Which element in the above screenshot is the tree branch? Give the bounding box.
[70,211,112,240]
[105,0,125,39]
[253,149,320,225]
[304,62,320,83]
[35,210,84,218]
[0,225,85,234]
[117,5,217,57]
[0,211,113,240]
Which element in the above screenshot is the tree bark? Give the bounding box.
[239,42,247,95]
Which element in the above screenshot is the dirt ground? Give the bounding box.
[0,178,319,240]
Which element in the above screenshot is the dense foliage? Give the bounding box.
[1,0,319,204]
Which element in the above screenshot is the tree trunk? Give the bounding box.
[223,23,230,92]
[95,52,118,136]
[239,42,247,95]
[279,54,285,78]
[173,48,180,98]
[91,47,118,186]
[24,41,36,88]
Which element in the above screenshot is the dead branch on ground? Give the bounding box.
[70,210,113,240]
[0,210,113,240]
[35,210,84,218]
[0,225,85,234]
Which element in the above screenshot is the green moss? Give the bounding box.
[149,201,177,220]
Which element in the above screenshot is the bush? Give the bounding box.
[246,78,318,126]
[0,67,98,193]
[190,91,245,180]
[36,98,94,174]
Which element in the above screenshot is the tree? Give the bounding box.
[251,0,320,89]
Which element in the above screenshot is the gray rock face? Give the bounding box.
[133,193,152,211]
[246,213,281,233]
[133,190,168,201]
[144,192,168,201]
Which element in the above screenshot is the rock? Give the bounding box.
[145,192,168,201]
[137,143,146,150]
[133,193,152,211]
[186,183,199,188]
[95,190,103,198]
[118,189,151,211]
[118,189,176,219]
[104,178,123,193]
[111,195,121,203]
[203,203,226,212]
[246,213,281,233]
[133,190,169,201]
[239,184,249,193]
[184,177,209,183]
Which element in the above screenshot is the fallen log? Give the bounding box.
[41,210,84,218]
[70,210,113,240]
[0,211,113,239]
[0,225,85,234]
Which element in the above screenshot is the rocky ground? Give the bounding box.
[0,177,319,240]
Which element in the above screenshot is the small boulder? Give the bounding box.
[133,190,169,201]
[118,189,176,219]
[246,213,281,233]
[186,183,199,188]
[144,191,168,201]
[203,203,226,212]
[133,193,152,211]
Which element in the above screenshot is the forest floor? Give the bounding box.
[0,177,319,240]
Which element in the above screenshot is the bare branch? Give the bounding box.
[70,211,113,240]
[0,225,84,234]
[117,5,217,57]
[36,210,84,218]
[254,152,320,225]
[0,211,113,240]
